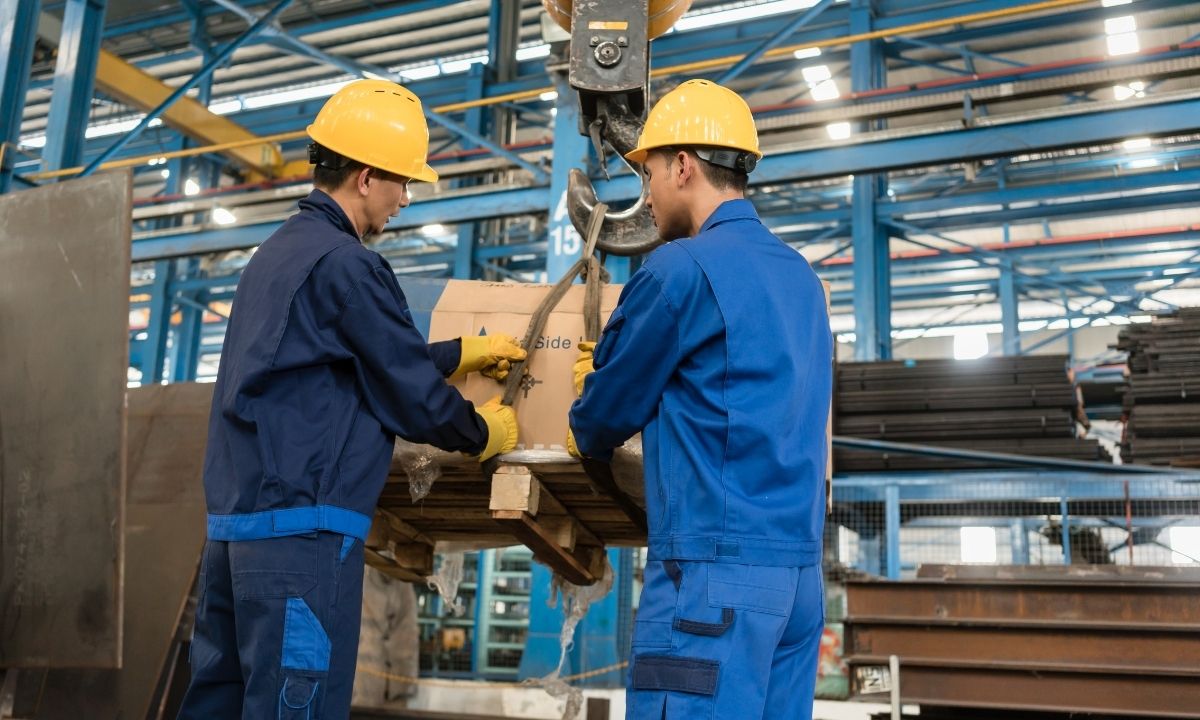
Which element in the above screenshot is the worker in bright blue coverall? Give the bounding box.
[569,80,833,720]
[177,80,525,720]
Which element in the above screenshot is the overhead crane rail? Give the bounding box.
[21,0,1092,183]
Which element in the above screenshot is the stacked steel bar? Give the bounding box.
[834,355,1109,471]
[845,565,1200,717]
[1117,308,1200,467]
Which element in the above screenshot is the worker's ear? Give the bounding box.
[675,149,695,187]
[354,166,373,197]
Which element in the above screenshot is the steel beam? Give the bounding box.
[42,0,106,172]
[0,0,41,192]
[453,65,485,280]
[849,0,891,360]
[833,436,1167,475]
[132,185,549,261]
[718,0,836,84]
[998,229,1020,355]
[80,0,294,177]
[758,94,1200,184]
[32,15,281,178]
[545,69,588,282]
[212,0,549,185]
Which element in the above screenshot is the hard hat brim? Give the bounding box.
[410,164,439,183]
[624,147,651,165]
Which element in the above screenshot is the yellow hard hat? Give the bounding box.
[307,79,439,183]
[541,0,693,40]
[624,79,761,167]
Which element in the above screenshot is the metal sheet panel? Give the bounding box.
[32,383,211,718]
[0,171,132,668]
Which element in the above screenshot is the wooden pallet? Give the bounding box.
[367,443,647,586]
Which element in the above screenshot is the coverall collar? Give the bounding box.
[299,188,360,239]
[698,198,760,234]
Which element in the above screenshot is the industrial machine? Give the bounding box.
[541,0,693,256]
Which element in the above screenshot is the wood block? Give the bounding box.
[541,516,578,550]
[489,466,541,515]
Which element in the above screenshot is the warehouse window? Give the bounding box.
[960,527,997,564]
[1169,527,1200,564]
[953,330,989,360]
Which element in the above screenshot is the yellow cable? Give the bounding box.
[22,0,1094,182]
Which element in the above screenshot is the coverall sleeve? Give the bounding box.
[427,339,462,377]
[569,267,680,460]
[338,266,487,453]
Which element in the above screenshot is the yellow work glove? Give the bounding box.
[455,334,527,381]
[472,397,518,462]
[566,428,582,459]
[573,341,596,397]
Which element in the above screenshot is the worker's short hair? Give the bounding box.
[310,143,407,191]
[312,150,367,191]
[652,145,749,193]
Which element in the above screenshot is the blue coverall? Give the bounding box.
[569,199,833,719]
[178,190,488,719]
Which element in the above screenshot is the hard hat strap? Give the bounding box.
[694,147,757,174]
[307,142,355,171]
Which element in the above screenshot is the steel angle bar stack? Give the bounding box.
[1117,309,1200,468]
[834,356,1109,471]
[845,564,1200,717]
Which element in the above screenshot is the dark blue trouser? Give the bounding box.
[178,532,365,720]
[627,560,824,720]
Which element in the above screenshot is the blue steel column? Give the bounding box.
[850,0,892,360]
[1059,495,1072,565]
[885,484,901,580]
[997,163,1021,355]
[453,65,486,279]
[140,136,187,384]
[42,0,107,171]
[546,70,589,282]
[999,224,1020,355]
[0,0,41,192]
[1010,518,1030,564]
[170,264,206,383]
[518,550,622,685]
[141,261,176,384]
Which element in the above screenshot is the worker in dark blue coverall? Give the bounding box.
[177,80,526,720]
[568,80,833,720]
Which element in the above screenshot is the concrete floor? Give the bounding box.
[391,681,904,719]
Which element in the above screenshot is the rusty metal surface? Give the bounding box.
[846,565,1200,717]
[851,664,1200,718]
[846,622,1200,672]
[846,577,1200,625]
[916,563,1200,583]
[29,383,210,719]
[0,172,133,668]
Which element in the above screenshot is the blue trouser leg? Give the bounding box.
[626,560,824,720]
[178,532,365,720]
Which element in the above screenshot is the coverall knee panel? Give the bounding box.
[178,533,365,720]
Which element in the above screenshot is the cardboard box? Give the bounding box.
[427,280,622,452]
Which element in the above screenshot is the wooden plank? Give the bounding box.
[491,510,597,585]
[0,172,132,668]
[364,546,433,584]
[373,509,435,547]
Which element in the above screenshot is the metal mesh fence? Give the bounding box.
[830,472,1200,578]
